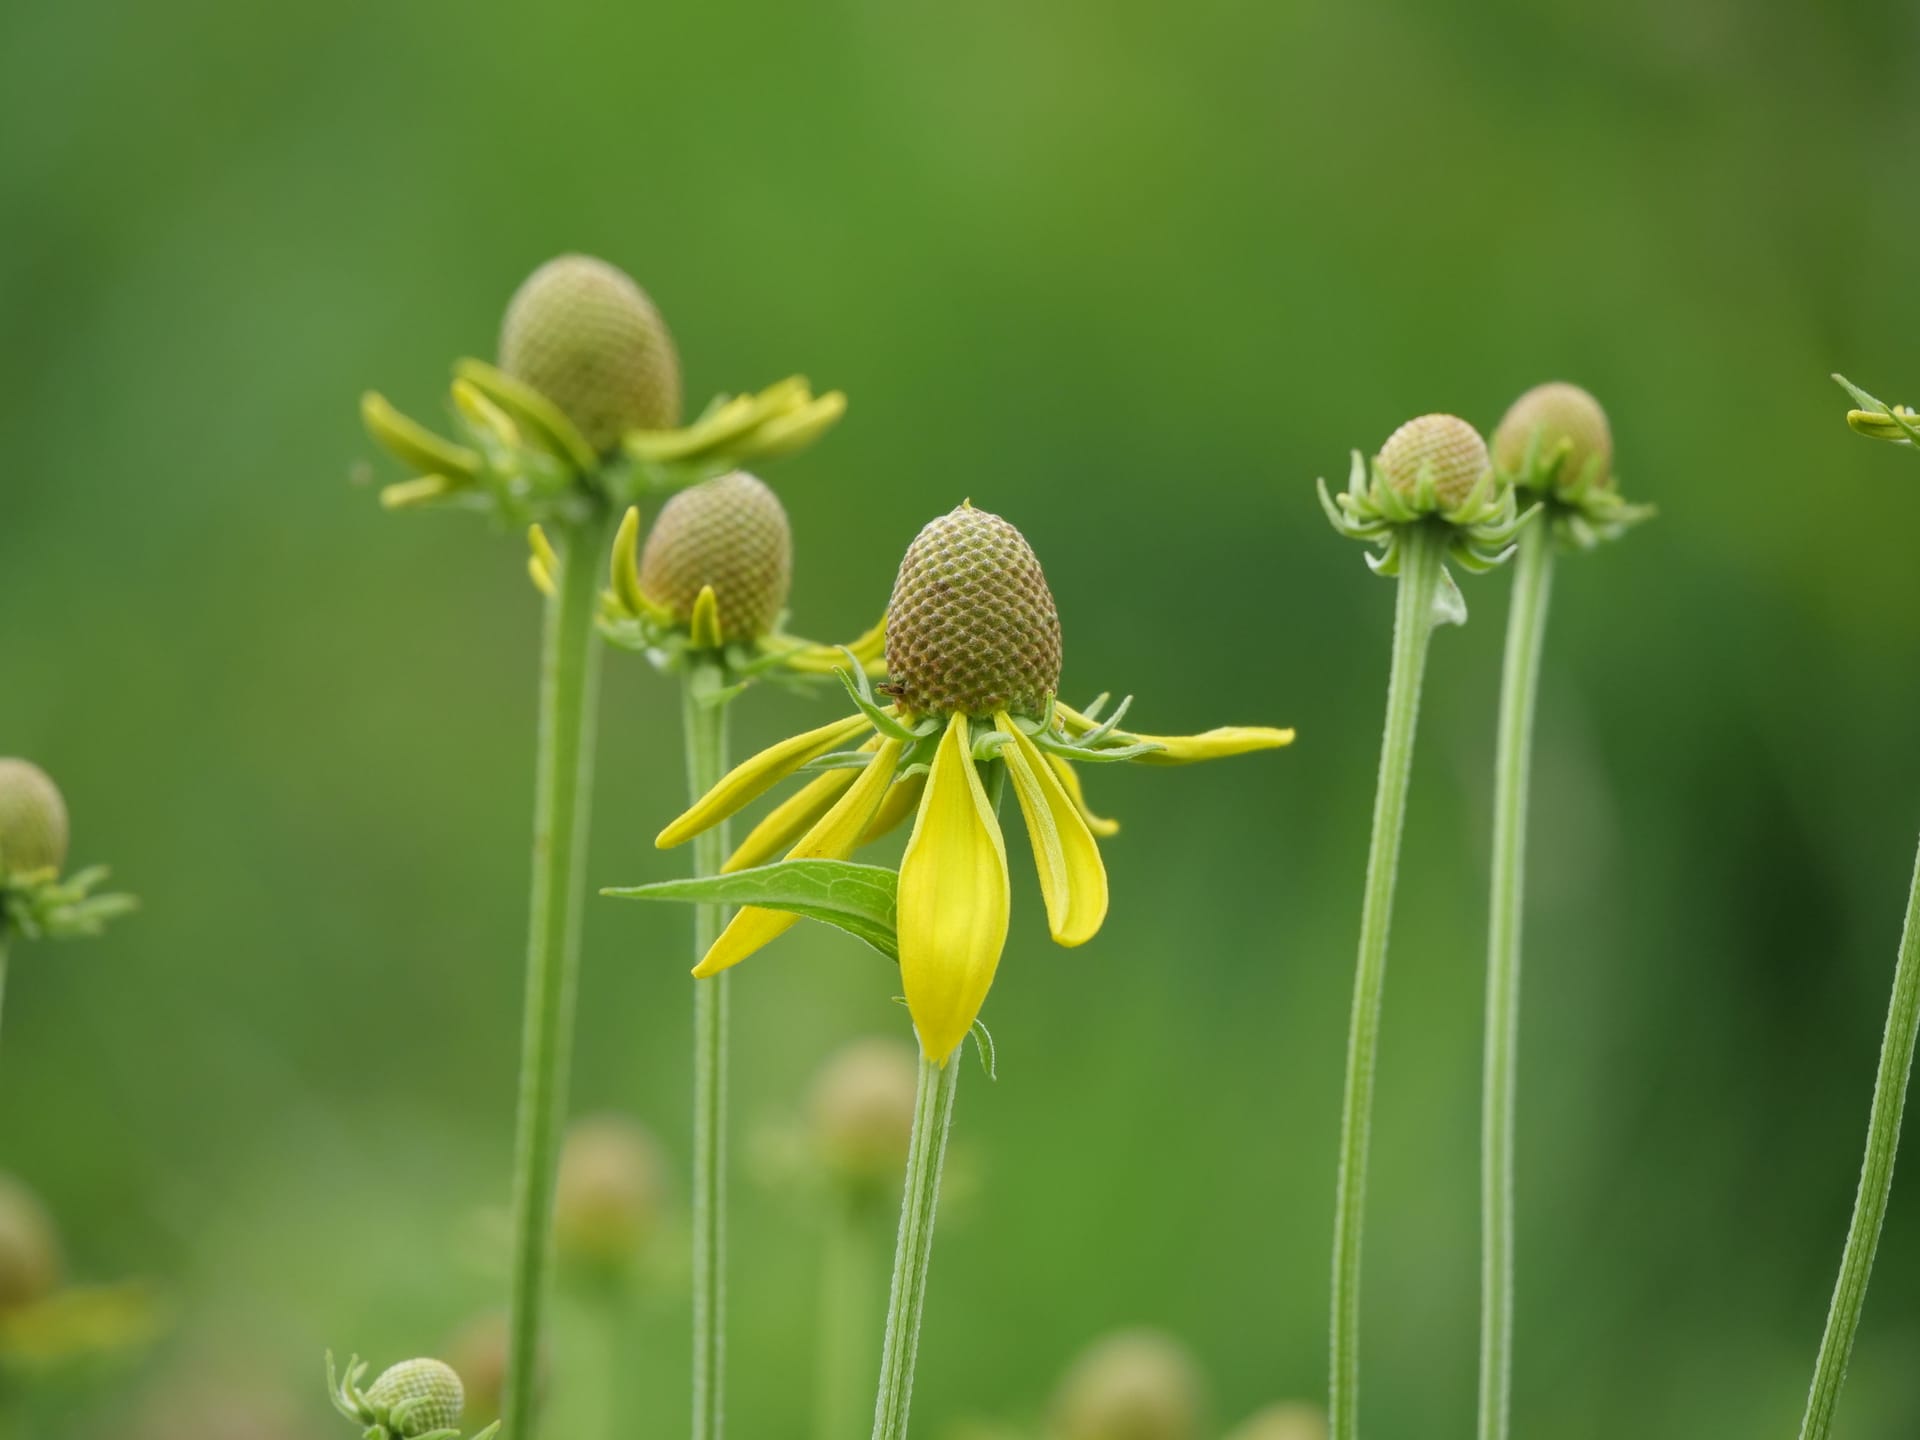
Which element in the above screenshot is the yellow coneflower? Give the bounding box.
[654,501,1292,1062]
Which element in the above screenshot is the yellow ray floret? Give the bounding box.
[997,712,1108,946]
[658,712,873,849]
[1045,752,1120,838]
[693,738,904,977]
[1055,705,1295,766]
[859,769,926,848]
[724,740,877,873]
[898,714,1010,1064]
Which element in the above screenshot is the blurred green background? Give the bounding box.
[5,0,1920,1435]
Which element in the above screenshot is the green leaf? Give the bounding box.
[603,859,900,961]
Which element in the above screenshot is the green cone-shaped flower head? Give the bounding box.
[498,254,683,454]
[885,503,1062,720]
[1051,1329,1206,1440]
[1492,380,1613,489]
[365,1358,465,1437]
[0,1173,61,1311]
[0,759,69,876]
[637,471,793,643]
[1377,413,1490,509]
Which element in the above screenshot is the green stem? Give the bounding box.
[1478,521,1554,1440]
[1329,523,1446,1440]
[1797,839,1920,1439]
[816,1192,882,1440]
[684,658,733,1440]
[870,1046,962,1440]
[502,510,612,1440]
[0,936,9,1049]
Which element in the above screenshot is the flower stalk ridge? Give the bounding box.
[1317,415,1529,1440]
[1478,383,1646,1440]
[651,501,1294,1062]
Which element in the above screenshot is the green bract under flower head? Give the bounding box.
[0,1174,61,1312]
[499,254,683,454]
[1493,381,1612,492]
[637,471,793,643]
[884,503,1063,720]
[1377,413,1490,509]
[0,759,68,877]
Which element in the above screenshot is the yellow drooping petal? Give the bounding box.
[898,714,1010,1064]
[768,612,889,677]
[1123,725,1296,765]
[693,739,904,977]
[724,740,880,872]
[1046,753,1120,838]
[997,713,1108,947]
[858,770,927,848]
[657,712,873,849]
[1054,704,1295,766]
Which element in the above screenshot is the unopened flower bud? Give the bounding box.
[636,472,794,643]
[885,503,1063,720]
[364,1358,466,1437]
[1376,414,1491,510]
[0,759,69,876]
[1222,1403,1328,1440]
[1492,381,1613,490]
[553,1114,668,1273]
[498,254,683,454]
[0,1173,61,1311]
[1049,1329,1205,1440]
[809,1038,918,1193]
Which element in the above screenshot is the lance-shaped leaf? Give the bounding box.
[603,859,900,961]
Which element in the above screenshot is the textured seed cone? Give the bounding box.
[809,1038,918,1193]
[0,758,68,876]
[1492,380,1613,489]
[1222,1404,1329,1440]
[366,1359,465,1436]
[1377,413,1491,509]
[637,472,793,643]
[498,254,683,454]
[1049,1330,1205,1440]
[885,504,1063,719]
[554,1114,669,1272]
[0,1174,61,1311]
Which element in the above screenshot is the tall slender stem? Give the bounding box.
[870,1047,962,1440]
[1797,839,1920,1439]
[0,936,9,1049]
[684,658,733,1440]
[502,510,612,1440]
[816,1193,882,1440]
[1478,521,1554,1440]
[1329,523,1446,1440]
